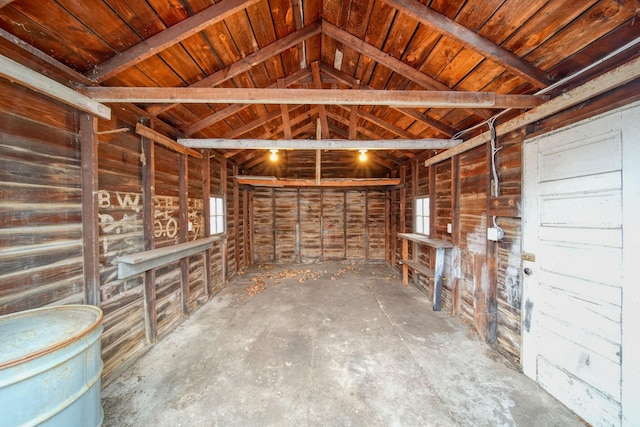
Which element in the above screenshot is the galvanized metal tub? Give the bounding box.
[0,305,104,426]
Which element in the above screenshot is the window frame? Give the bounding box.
[209,195,226,236]
[414,196,430,236]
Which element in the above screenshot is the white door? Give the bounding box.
[522,102,640,426]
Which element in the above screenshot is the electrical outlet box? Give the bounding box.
[487,227,504,241]
[447,223,452,234]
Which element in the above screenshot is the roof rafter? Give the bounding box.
[380,0,550,88]
[183,67,312,135]
[88,0,260,83]
[150,21,322,116]
[321,20,495,119]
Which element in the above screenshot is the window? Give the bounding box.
[209,196,225,235]
[415,196,430,235]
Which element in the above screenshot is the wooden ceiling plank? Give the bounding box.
[178,137,460,150]
[88,0,259,83]
[311,61,330,138]
[183,67,312,135]
[278,79,293,138]
[151,21,322,116]
[380,0,550,88]
[83,86,547,108]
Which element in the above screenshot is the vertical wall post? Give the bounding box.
[140,117,157,344]
[220,158,227,284]
[485,140,498,343]
[179,154,189,316]
[233,165,240,271]
[243,187,250,267]
[202,151,211,299]
[79,113,100,307]
[364,189,369,262]
[451,155,461,314]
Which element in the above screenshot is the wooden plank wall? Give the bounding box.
[252,188,387,263]
[393,133,524,364]
[0,78,244,378]
[0,81,84,314]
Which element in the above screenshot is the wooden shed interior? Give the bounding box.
[1,0,639,424]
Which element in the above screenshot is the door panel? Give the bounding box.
[522,109,634,426]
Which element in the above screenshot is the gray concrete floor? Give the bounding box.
[102,262,583,426]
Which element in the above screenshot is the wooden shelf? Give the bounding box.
[117,235,223,279]
[397,233,453,248]
[401,259,435,278]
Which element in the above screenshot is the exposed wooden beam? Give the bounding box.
[135,123,202,158]
[322,21,494,119]
[311,62,330,139]
[326,110,384,140]
[424,55,640,167]
[151,21,322,115]
[256,106,318,139]
[380,0,549,88]
[278,79,293,139]
[356,108,422,139]
[88,0,260,82]
[0,54,111,119]
[223,105,302,139]
[183,68,311,135]
[179,138,460,150]
[320,63,458,137]
[83,86,546,108]
[235,177,402,187]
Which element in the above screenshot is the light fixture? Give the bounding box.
[358,149,367,162]
[269,149,278,161]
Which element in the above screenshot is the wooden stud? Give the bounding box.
[140,117,158,344]
[311,62,330,138]
[278,79,293,139]
[202,151,212,299]
[79,113,100,307]
[243,187,249,267]
[233,165,240,271]
[179,154,189,317]
[451,155,461,315]
[221,159,228,285]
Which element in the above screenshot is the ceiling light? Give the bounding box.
[269,149,278,161]
[358,149,367,162]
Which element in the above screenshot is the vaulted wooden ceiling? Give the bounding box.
[1,0,638,178]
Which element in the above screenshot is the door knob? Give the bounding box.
[523,267,533,276]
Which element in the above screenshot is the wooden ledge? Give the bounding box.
[401,259,435,278]
[117,235,223,279]
[398,233,453,249]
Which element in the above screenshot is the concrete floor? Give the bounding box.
[102,262,583,426]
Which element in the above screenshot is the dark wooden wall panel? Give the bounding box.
[275,189,298,263]
[252,188,275,262]
[252,188,387,264]
[346,191,366,260]
[367,191,386,261]
[299,189,322,261]
[321,191,345,260]
[0,82,83,315]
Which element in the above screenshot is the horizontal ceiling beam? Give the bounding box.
[234,177,402,187]
[82,87,547,108]
[0,54,111,119]
[178,138,460,150]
